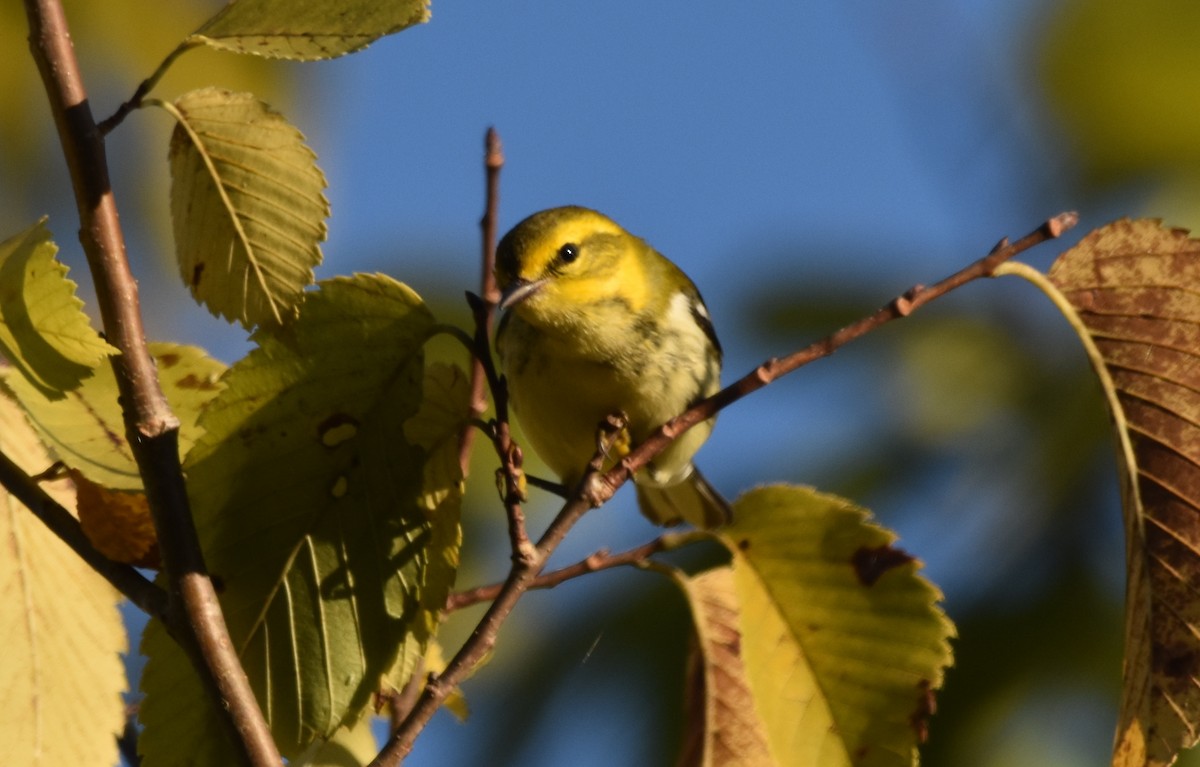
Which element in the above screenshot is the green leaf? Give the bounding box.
[999,220,1200,767]
[0,394,126,765]
[189,0,430,61]
[0,219,116,398]
[138,275,465,765]
[165,88,328,329]
[2,342,226,491]
[715,485,954,767]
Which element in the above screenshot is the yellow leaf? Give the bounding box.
[0,393,126,765]
[293,716,379,767]
[0,219,116,397]
[165,88,329,328]
[716,485,954,767]
[3,342,226,490]
[190,0,430,60]
[1000,219,1200,766]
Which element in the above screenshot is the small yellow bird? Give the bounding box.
[494,206,731,528]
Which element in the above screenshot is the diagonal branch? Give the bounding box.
[0,450,167,619]
[23,2,279,765]
[596,211,1081,501]
[445,536,675,612]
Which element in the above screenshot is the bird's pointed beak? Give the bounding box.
[498,278,546,311]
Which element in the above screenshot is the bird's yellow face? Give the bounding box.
[495,206,650,326]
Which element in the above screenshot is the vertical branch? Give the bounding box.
[457,127,505,474]
[22,2,280,765]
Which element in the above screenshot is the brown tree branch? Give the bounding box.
[594,211,1081,502]
[457,128,504,475]
[445,537,670,612]
[23,2,279,765]
[0,450,167,619]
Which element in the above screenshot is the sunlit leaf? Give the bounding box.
[715,485,954,767]
[0,219,116,397]
[293,716,380,767]
[0,394,126,765]
[189,0,429,60]
[2,342,225,490]
[138,275,465,764]
[165,88,328,328]
[1000,219,1200,766]
[676,565,776,767]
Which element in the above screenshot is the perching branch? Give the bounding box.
[23,2,279,765]
[595,211,1081,501]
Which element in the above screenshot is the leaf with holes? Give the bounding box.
[137,275,465,765]
[0,393,126,766]
[165,88,328,328]
[711,486,954,767]
[0,219,116,398]
[189,0,429,61]
[1001,219,1200,766]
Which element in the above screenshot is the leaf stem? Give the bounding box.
[97,41,197,135]
[22,2,279,765]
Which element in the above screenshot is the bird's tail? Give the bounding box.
[636,467,732,529]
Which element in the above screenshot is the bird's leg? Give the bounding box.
[596,411,631,466]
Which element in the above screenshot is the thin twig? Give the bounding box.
[373,409,628,765]
[23,2,279,765]
[594,211,1081,502]
[0,450,167,619]
[445,537,670,612]
[97,41,194,135]
[457,128,504,475]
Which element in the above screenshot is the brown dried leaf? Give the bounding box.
[1016,218,1200,766]
[676,566,777,767]
[70,468,159,569]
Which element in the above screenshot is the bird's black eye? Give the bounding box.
[557,243,579,264]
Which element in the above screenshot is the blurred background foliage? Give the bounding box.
[7,0,1200,765]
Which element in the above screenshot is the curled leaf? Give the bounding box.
[676,566,776,767]
[1002,219,1200,766]
[713,485,954,767]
